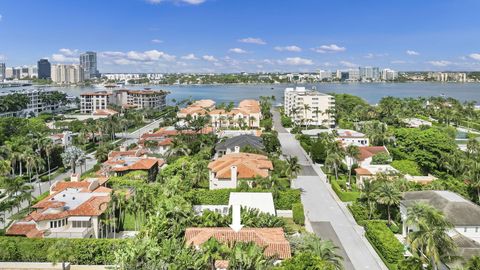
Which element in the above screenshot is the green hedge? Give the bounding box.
[292,203,305,225]
[331,180,361,202]
[188,189,301,210]
[348,201,369,225]
[0,237,129,264]
[364,221,404,265]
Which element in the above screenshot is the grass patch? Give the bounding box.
[281,217,306,235]
[331,179,361,202]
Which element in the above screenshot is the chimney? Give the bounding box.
[234,146,240,153]
[119,145,127,152]
[231,166,237,185]
[70,173,80,182]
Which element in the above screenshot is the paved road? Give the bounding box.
[273,110,387,270]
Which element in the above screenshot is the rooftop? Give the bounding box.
[401,190,480,226]
[357,146,389,161]
[208,152,273,179]
[185,227,291,259]
[228,192,276,215]
[215,134,264,152]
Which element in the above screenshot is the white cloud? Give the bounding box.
[51,54,78,63]
[202,55,218,62]
[391,60,407,64]
[0,15,2,21]
[274,45,302,52]
[238,37,266,45]
[0,55,6,61]
[114,59,136,65]
[312,44,346,53]
[278,57,313,66]
[125,50,175,61]
[469,53,480,61]
[340,61,357,68]
[59,48,79,56]
[100,51,126,58]
[151,39,163,44]
[229,48,247,54]
[406,50,420,56]
[146,0,206,5]
[181,53,199,60]
[428,60,451,67]
[364,53,388,59]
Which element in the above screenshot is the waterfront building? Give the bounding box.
[318,70,332,81]
[79,51,99,80]
[209,99,262,129]
[79,91,110,114]
[428,72,467,82]
[0,88,66,117]
[359,66,380,81]
[51,64,84,84]
[37,59,51,80]
[381,68,397,81]
[111,89,168,110]
[284,87,335,127]
[177,99,216,119]
[6,178,111,239]
[346,69,360,81]
[0,63,5,81]
[5,67,13,79]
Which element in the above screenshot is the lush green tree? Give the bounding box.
[465,255,480,270]
[375,182,401,225]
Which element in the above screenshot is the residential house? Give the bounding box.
[336,129,369,146]
[403,118,432,128]
[351,146,397,187]
[6,178,111,239]
[208,153,273,190]
[185,227,291,267]
[400,190,480,267]
[177,99,216,119]
[214,134,264,159]
[49,131,73,147]
[354,165,399,187]
[102,148,165,181]
[209,99,262,129]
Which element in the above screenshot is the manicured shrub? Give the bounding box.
[292,203,305,225]
[364,221,404,264]
[331,180,360,202]
[391,160,422,175]
[0,237,129,264]
[275,189,301,210]
[348,201,369,224]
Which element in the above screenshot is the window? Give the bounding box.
[465,227,468,232]
[476,227,478,233]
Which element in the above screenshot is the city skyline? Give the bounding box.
[1,0,480,73]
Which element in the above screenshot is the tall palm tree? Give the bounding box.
[201,238,230,270]
[286,156,301,179]
[228,242,273,270]
[309,239,343,270]
[303,104,311,129]
[375,182,401,225]
[361,179,377,219]
[345,145,360,189]
[406,202,457,270]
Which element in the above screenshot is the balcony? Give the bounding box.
[44,226,94,239]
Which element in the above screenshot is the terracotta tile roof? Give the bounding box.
[358,146,389,161]
[215,260,229,269]
[238,99,261,113]
[355,167,373,175]
[110,158,161,172]
[6,223,45,238]
[208,153,273,179]
[185,227,291,259]
[80,92,110,96]
[108,149,146,159]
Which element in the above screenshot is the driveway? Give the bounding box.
[273,110,387,270]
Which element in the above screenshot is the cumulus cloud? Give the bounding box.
[312,44,346,53]
[181,53,199,60]
[391,60,407,64]
[229,48,247,54]
[0,15,2,21]
[278,57,313,66]
[59,48,79,56]
[340,61,357,68]
[238,37,266,45]
[202,55,218,62]
[406,50,420,56]
[428,60,451,67]
[274,45,302,52]
[124,50,176,61]
[51,48,80,63]
[0,55,6,61]
[469,53,480,61]
[146,0,206,5]
[151,39,163,44]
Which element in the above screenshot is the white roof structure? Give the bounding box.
[301,129,331,137]
[228,192,276,215]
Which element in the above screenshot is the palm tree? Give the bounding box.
[249,116,256,128]
[309,239,343,270]
[345,145,360,189]
[361,180,377,219]
[465,256,480,270]
[325,152,343,182]
[406,202,457,270]
[375,182,401,225]
[286,156,301,179]
[40,138,54,185]
[312,107,322,127]
[201,238,230,270]
[228,242,274,270]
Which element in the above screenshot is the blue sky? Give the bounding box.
[1,0,480,73]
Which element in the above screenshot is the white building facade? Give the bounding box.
[284,87,335,127]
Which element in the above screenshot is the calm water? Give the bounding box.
[9,82,480,105]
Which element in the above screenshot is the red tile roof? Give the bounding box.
[354,168,373,175]
[208,153,273,179]
[6,223,45,238]
[358,146,389,161]
[185,227,291,259]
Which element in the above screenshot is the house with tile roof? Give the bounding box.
[6,178,111,239]
[185,227,291,263]
[336,129,369,147]
[208,153,273,190]
[214,134,264,159]
[209,99,262,129]
[177,99,216,119]
[193,192,276,216]
[102,148,165,181]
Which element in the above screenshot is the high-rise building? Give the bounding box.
[79,51,98,80]
[51,64,84,84]
[381,69,397,81]
[284,87,335,128]
[37,59,51,80]
[359,67,380,81]
[0,63,5,81]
